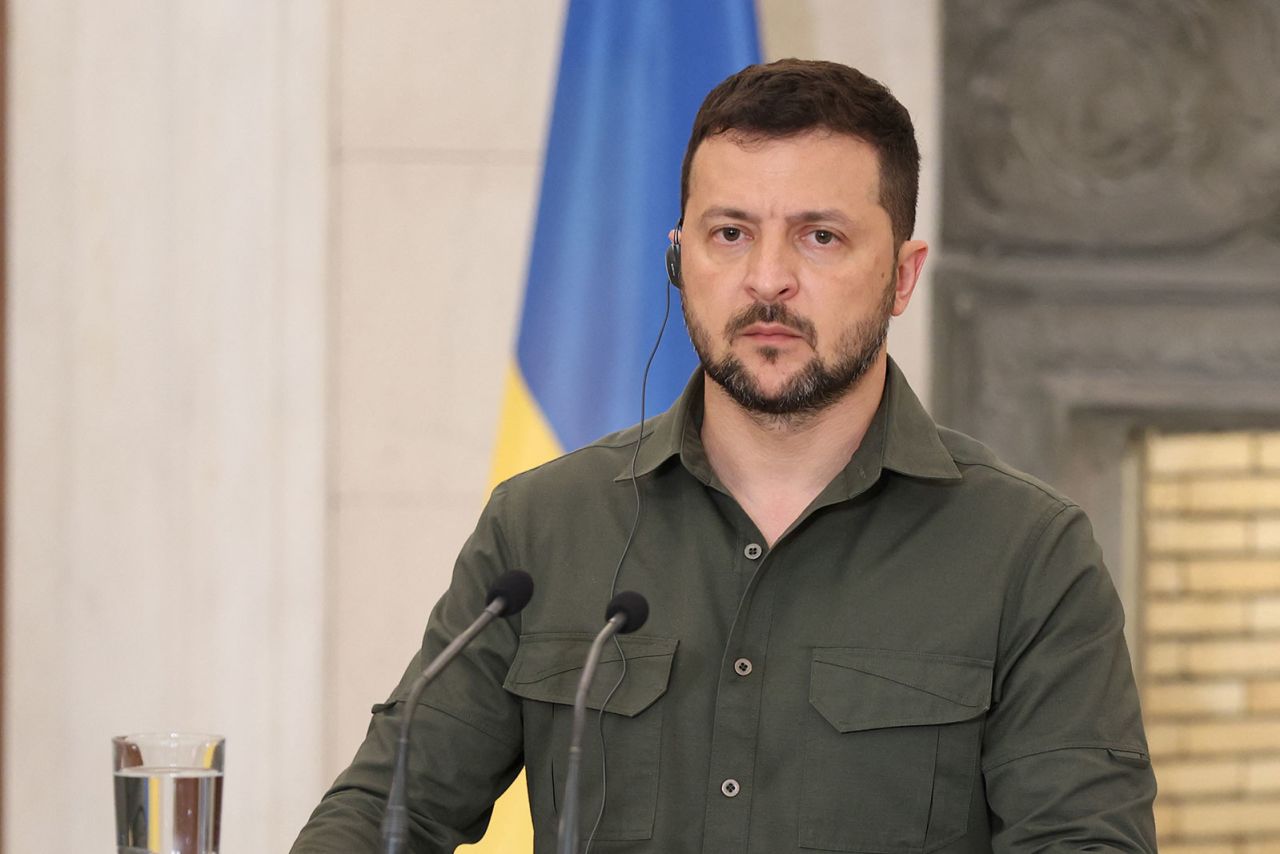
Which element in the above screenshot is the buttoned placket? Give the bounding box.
[699,531,778,851]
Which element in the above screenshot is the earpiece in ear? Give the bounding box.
[665,222,683,289]
[665,242,682,289]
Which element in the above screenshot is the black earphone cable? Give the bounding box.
[583,267,674,854]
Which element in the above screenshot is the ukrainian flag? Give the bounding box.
[470,1,759,849]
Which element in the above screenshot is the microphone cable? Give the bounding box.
[583,272,674,853]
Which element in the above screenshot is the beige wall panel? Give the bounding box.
[335,159,538,497]
[328,157,541,775]
[6,1,329,850]
[338,0,565,152]
[326,497,482,778]
[326,0,564,787]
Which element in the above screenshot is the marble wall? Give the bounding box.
[5,2,939,849]
[324,0,565,783]
[5,1,328,851]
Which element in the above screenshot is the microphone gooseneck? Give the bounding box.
[381,570,534,854]
[557,591,651,854]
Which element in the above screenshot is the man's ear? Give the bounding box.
[891,239,928,317]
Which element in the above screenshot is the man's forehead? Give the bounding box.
[686,130,882,209]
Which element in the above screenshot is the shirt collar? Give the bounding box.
[612,370,702,482]
[613,357,961,488]
[878,358,963,482]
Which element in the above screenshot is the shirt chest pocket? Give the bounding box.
[801,648,992,853]
[503,633,678,843]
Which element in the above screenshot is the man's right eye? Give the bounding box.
[717,227,742,242]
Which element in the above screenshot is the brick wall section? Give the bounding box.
[1144,431,1280,852]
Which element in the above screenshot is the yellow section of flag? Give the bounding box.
[457,769,534,852]
[488,363,564,489]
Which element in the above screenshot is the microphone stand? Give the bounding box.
[557,613,626,854]
[557,591,648,854]
[380,569,533,854]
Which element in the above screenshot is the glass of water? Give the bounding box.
[113,733,224,854]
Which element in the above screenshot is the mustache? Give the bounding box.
[724,302,817,347]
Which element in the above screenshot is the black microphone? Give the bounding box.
[557,591,650,854]
[381,570,535,854]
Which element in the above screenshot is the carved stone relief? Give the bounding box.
[943,0,1280,252]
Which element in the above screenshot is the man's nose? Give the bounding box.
[744,234,797,303]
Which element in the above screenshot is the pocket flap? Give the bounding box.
[810,648,993,733]
[504,632,679,717]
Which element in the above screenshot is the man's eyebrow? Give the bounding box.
[697,206,759,224]
[695,207,855,227]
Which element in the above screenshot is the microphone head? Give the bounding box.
[486,570,534,616]
[605,591,649,634]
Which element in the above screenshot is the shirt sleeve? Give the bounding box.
[983,503,1158,852]
[289,485,526,854]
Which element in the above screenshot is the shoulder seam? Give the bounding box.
[493,436,642,487]
[953,459,1077,508]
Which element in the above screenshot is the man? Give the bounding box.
[293,59,1157,853]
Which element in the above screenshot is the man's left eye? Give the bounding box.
[812,230,836,245]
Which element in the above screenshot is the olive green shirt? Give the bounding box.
[292,361,1157,853]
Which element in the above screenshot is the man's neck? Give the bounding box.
[699,355,889,545]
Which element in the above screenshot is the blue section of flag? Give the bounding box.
[516,0,760,452]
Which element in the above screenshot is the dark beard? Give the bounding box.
[683,285,894,418]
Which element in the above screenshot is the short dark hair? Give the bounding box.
[680,58,920,247]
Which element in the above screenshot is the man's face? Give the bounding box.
[678,130,926,418]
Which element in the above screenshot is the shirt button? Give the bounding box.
[733,658,753,677]
[721,778,741,798]
[744,543,763,559]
